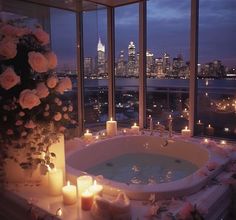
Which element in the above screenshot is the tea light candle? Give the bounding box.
[106,117,117,136]
[84,129,93,142]
[181,126,191,137]
[206,124,214,136]
[48,168,63,196]
[89,180,103,196]
[62,181,77,205]
[81,189,94,211]
[203,138,209,144]
[77,175,93,196]
[131,123,139,134]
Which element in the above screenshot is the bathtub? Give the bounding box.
[66,135,224,200]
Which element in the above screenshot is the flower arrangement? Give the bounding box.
[0,22,77,175]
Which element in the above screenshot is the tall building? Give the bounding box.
[154,57,164,78]
[116,50,127,77]
[146,50,154,76]
[127,41,136,77]
[97,37,106,77]
[84,57,93,78]
[162,52,171,74]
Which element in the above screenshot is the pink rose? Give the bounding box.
[45,52,57,69]
[15,120,23,126]
[55,77,72,94]
[45,104,50,111]
[0,67,20,90]
[36,82,49,98]
[0,37,17,59]
[47,75,58,88]
[25,120,37,129]
[19,89,41,110]
[62,106,68,112]
[33,28,49,45]
[68,105,73,112]
[63,113,69,120]
[0,24,17,36]
[54,112,62,121]
[178,202,194,220]
[28,51,48,73]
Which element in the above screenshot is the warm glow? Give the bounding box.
[82,189,93,197]
[56,208,62,216]
[208,124,211,128]
[110,117,113,121]
[148,115,151,118]
[93,180,97,186]
[95,135,99,140]
[86,129,89,134]
[134,123,137,126]
[157,121,160,125]
[204,138,209,143]
[198,120,201,124]
[168,114,172,119]
[220,140,226,145]
[67,181,70,186]
[123,129,127,133]
[185,126,188,130]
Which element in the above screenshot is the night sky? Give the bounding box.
[50,0,236,69]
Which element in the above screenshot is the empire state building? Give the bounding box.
[97,37,106,77]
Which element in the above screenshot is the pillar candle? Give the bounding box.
[206,124,214,136]
[77,175,93,196]
[48,168,63,196]
[81,189,94,211]
[131,123,139,134]
[181,126,191,137]
[196,120,204,134]
[88,180,103,196]
[84,129,93,142]
[62,181,77,205]
[106,117,117,136]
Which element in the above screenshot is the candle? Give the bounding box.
[81,189,94,211]
[89,180,103,196]
[148,115,153,131]
[84,129,93,142]
[106,117,117,136]
[181,126,191,137]
[206,124,214,136]
[131,123,139,134]
[62,181,77,205]
[203,138,209,144]
[77,175,93,196]
[220,140,227,146]
[48,168,63,196]
[196,120,204,134]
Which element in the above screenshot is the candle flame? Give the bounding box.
[168,115,172,119]
[220,140,226,145]
[204,138,209,143]
[110,117,113,121]
[148,115,151,118]
[134,123,137,126]
[94,180,97,186]
[157,121,160,125]
[185,126,188,130]
[208,124,211,128]
[198,120,201,123]
[67,181,70,186]
[86,129,89,133]
[56,208,62,217]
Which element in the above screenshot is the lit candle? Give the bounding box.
[131,123,140,134]
[181,126,191,137]
[220,140,227,146]
[48,168,63,196]
[106,117,117,136]
[77,175,93,196]
[89,180,103,196]
[203,138,209,144]
[206,124,214,136]
[84,129,93,142]
[148,115,153,131]
[62,181,77,205]
[196,120,204,134]
[81,189,94,211]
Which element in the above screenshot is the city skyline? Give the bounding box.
[51,0,236,70]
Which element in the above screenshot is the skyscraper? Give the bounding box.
[146,50,154,76]
[84,57,93,78]
[116,50,127,77]
[127,41,136,77]
[162,52,171,74]
[97,37,106,77]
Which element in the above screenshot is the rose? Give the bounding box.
[6,129,14,135]
[55,77,72,94]
[0,37,17,59]
[47,75,58,88]
[63,113,69,120]
[45,52,57,69]
[25,120,37,129]
[28,51,48,73]
[19,89,41,110]
[15,120,23,126]
[36,82,49,98]
[0,24,17,36]
[54,112,62,121]
[0,67,20,90]
[33,28,49,45]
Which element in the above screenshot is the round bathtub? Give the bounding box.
[66,135,220,200]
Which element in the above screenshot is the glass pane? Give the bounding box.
[115,4,139,128]
[198,0,236,139]
[83,8,108,131]
[147,0,190,132]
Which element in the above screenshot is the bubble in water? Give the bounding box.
[143,142,149,149]
[132,165,140,173]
